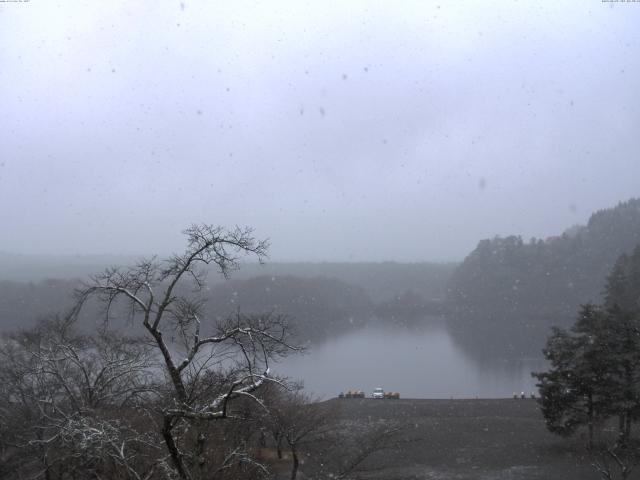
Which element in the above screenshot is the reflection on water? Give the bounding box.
[274,325,546,399]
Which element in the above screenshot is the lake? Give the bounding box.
[274,324,545,399]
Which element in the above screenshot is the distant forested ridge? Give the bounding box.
[205,275,374,343]
[0,255,454,301]
[0,278,79,331]
[0,262,455,340]
[446,198,640,359]
[227,261,456,302]
[0,253,140,282]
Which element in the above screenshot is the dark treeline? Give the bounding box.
[0,274,445,344]
[447,198,640,359]
[0,264,454,342]
[229,262,456,302]
[0,278,80,331]
[205,275,373,343]
[0,253,140,283]
[0,256,456,303]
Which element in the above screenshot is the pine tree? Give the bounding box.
[603,246,640,442]
[533,305,610,445]
[534,246,640,445]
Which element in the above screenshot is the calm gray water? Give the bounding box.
[274,325,544,399]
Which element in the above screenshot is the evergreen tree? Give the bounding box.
[534,246,640,445]
[602,245,640,442]
[534,305,610,445]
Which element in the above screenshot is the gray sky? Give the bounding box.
[1,1,639,262]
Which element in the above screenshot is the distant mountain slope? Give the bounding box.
[0,275,372,341]
[230,262,456,302]
[0,261,454,336]
[0,253,140,282]
[0,278,80,331]
[0,253,455,304]
[446,198,640,359]
[205,275,374,343]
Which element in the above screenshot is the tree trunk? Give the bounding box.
[625,412,632,441]
[587,393,594,448]
[276,435,283,460]
[618,414,626,443]
[196,429,206,479]
[43,452,52,480]
[290,444,299,480]
[148,327,188,402]
[162,415,191,480]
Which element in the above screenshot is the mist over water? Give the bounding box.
[275,323,544,400]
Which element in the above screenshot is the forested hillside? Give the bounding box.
[230,262,456,302]
[0,253,139,282]
[0,266,452,341]
[0,279,79,331]
[205,275,374,343]
[446,198,640,358]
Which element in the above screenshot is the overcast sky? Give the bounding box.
[1,1,639,262]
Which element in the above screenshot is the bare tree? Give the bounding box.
[72,224,299,480]
[259,385,328,480]
[0,315,158,480]
[590,440,640,480]
[333,424,405,480]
